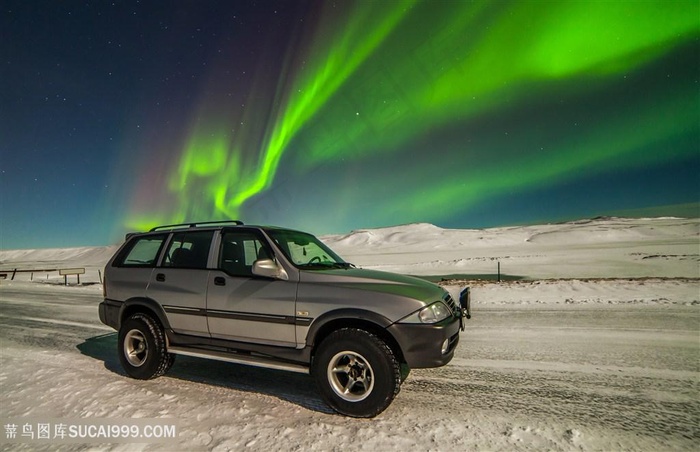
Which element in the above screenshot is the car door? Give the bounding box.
[206,229,297,347]
[145,230,214,336]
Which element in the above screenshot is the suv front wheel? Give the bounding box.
[118,313,174,380]
[312,328,401,418]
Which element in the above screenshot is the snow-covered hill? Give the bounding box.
[323,217,699,279]
[0,246,119,269]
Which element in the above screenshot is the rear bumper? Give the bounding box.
[387,315,461,368]
[99,299,122,330]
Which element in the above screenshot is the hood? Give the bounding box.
[299,267,445,303]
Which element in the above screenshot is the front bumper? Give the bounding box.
[387,315,461,368]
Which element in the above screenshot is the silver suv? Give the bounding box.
[99,220,470,417]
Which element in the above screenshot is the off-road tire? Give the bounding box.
[312,328,401,418]
[118,313,174,380]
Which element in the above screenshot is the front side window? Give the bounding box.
[219,230,274,277]
[265,229,348,269]
[114,234,167,267]
[162,230,214,269]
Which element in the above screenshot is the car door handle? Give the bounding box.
[214,276,226,286]
[156,273,166,282]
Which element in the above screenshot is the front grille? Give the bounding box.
[443,293,459,316]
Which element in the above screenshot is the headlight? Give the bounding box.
[420,302,450,323]
[400,301,451,324]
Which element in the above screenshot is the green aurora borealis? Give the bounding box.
[125,0,699,234]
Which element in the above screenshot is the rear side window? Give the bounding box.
[114,234,167,267]
[162,230,214,269]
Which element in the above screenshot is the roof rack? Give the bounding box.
[149,220,244,232]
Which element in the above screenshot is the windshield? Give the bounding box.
[265,229,351,269]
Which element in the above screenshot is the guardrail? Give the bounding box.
[0,268,102,285]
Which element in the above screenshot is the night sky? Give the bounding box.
[2,0,699,249]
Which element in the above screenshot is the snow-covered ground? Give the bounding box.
[0,217,698,451]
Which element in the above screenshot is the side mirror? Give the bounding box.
[252,259,289,281]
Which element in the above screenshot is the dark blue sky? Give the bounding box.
[1,1,698,249]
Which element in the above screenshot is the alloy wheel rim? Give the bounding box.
[327,351,374,402]
[124,329,148,367]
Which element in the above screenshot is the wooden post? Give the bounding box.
[497,261,501,282]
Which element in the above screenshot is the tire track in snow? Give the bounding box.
[401,364,699,441]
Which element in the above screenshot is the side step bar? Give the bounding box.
[168,346,310,374]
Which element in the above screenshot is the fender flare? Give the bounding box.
[120,297,172,330]
[305,308,393,348]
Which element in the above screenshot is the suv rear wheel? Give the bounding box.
[312,328,401,418]
[118,313,174,379]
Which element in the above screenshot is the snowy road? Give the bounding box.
[1,281,698,451]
